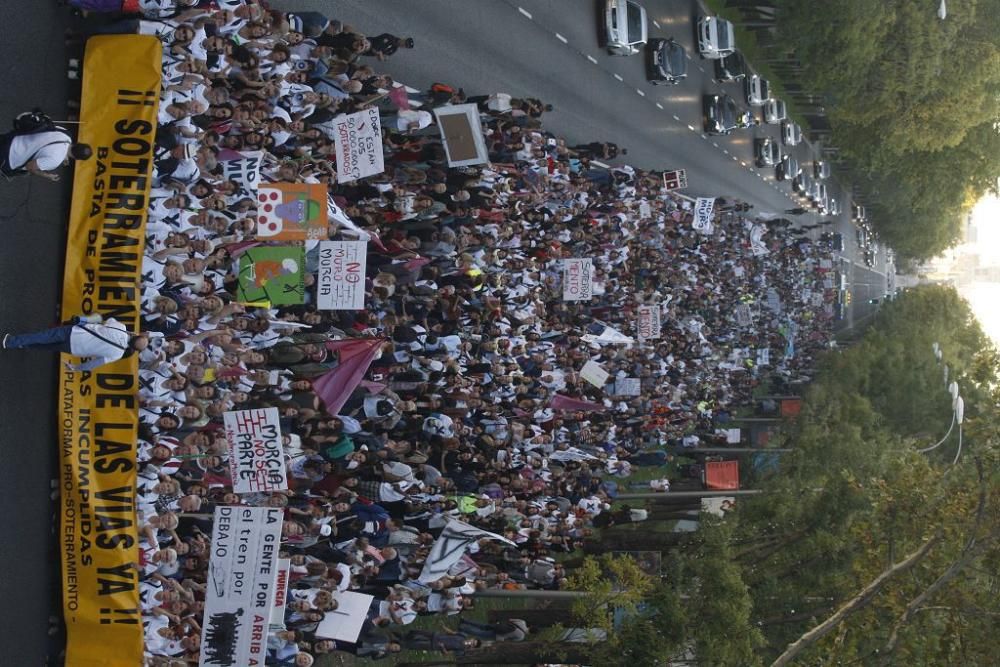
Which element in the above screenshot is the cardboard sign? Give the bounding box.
[563,258,593,301]
[432,104,489,167]
[637,305,662,342]
[693,197,715,234]
[255,182,328,240]
[580,360,609,388]
[220,150,262,200]
[237,246,306,305]
[224,408,287,493]
[749,223,769,255]
[614,378,642,396]
[199,507,283,667]
[662,169,688,190]
[317,241,367,310]
[733,303,753,328]
[332,109,385,183]
[315,591,376,643]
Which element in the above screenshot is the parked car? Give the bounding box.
[745,74,770,106]
[645,37,687,84]
[697,15,736,59]
[754,137,781,167]
[852,203,867,222]
[814,160,831,180]
[776,154,800,180]
[821,232,845,253]
[828,197,840,216]
[713,51,746,82]
[602,0,648,56]
[781,120,801,146]
[703,94,739,135]
[793,172,814,197]
[763,98,787,124]
[811,183,828,207]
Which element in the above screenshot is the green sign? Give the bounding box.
[237,246,306,305]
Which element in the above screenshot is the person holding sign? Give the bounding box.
[2,314,149,370]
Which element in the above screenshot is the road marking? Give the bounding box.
[712,142,719,147]
[636,88,645,96]
[687,124,697,131]
[723,149,729,154]
[653,19,661,28]
[613,73,624,81]
[672,114,680,121]
[686,52,692,60]
[656,102,663,109]
[518,6,532,19]
[555,32,568,44]
[587,55,599,64]
[701,134,707,139]
[741,161,747,166]
[698,66,705,72]
[733,156,738,161]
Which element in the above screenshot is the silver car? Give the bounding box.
[603,0,648,56]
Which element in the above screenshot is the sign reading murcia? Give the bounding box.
[332,109,384,183]
[317,241,368,310]
[224,408,287,494]
[200,507,283,667]
[563,258,593,301]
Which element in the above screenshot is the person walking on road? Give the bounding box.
[2,314,148,371]
[785,207,808,215]
[0,119,92,181]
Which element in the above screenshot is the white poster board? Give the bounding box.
[220,150,262,198]
[269,558,291,631]
[432,104,489,167]
[199,507,283,667]
[580,360,609,388]
[756,348,771,366]
[317,241,368,310]
[724,428,741,444]
[693,197,715,234]
[315,591,375,643]
[637,305,662,342]
[332,109,384,183]
[224,408,288,494]
[614,378,641,396]
[749,223,769,256]
[562,258,593,301]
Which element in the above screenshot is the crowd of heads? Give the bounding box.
[67,1,838,665]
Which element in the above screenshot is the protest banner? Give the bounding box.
[332,108,385,182]
[637,304,662,342]
[582,322,634,347]
[237,246,306,305]
[580,360,609,388]
[749,223,769,256]
[662,169,687,190]
[418,520,515,583]
[562,258,593,301]
[255,182,328,240]
[200,507,283,667]
[315,591,376,643]
[613,378,642,396]
[317,241,367,310]
[433,104,489,167]
[269,559,291,631]
[224,408,287,494]
[693,197,715,234]
[59,35,161,667]
[220,150,262,198]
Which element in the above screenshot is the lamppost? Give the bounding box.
[919,342,964,463]
[938,0,947,20]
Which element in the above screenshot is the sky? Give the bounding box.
[957,194,1000,345]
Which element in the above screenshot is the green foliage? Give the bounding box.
[777,0,1000,260]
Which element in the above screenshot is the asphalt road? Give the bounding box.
[0,4,76,666]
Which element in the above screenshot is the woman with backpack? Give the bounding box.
[0,111,92,181]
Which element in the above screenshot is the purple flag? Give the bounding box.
[313,339,385,414]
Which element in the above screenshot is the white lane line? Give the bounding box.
[723,149,729,155]
[636,88,645,96]
[653,19,661,28]
[518,6,532,19]
[686,52,692,60]
[700,134,707,139]
[687,124,697,131]
[613,73,624,81]
[712,142,719,147]
[672,114,680,121]
[732,156,738,161]
[656,102,663,109]
[587,55,599,64]
[555,32,568,43]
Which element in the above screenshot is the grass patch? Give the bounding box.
[701,0,809,128]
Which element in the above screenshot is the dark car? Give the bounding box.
[714,51,745,82]
[776,154,800,181]
[814,160,831,180]
[821,232,845,252]
[754,136,781,167]
[646,38,687,85]
[703,94,738,135]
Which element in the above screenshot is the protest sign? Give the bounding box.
[733,303,753,328]
[580,360,609,388]
[332,108,385,182]
[317,241,367,310]
[613,378,642,396]
[220,150,262,198]
[749,223,769,256]
[224,408,287,494]
[582,322,633,346]
[418,520,515,583]
[562,258,593,301]
[756,348,771,366]
[433,104,489,167]
[315,591,376,643]
[269,559,291,631]
[637,304,662,342]
[662,169,688,190]
[693,197,715,234]
[255,182,328,240]
[200,507,283,667]
[237,246,306,305]
[59,35,162,667]
[724,428,742,444]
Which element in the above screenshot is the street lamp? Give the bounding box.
[918,347,965,464]
[938,0,947,20]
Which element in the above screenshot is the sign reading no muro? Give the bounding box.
[317,241,368,310]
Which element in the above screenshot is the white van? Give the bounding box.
[603,0,648,56]
[697,16,736,59]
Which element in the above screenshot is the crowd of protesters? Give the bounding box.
[36,2,839,665]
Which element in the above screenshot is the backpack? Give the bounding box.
[13,109,56,135]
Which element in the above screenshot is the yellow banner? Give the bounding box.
[59,35,161,667]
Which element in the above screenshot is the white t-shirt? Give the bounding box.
[70,319,131,370]
[8,131,72,171]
